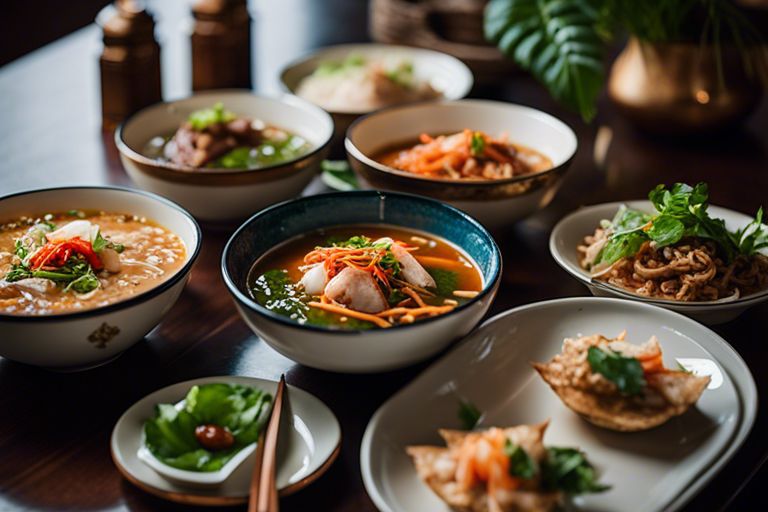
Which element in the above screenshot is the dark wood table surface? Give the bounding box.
[1,1,767,510]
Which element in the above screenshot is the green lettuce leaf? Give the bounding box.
[144,383,272,472]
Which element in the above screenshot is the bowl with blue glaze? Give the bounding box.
[221,191,501,373]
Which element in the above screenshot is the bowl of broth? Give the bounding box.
[0,186,200,370]
[117,90,334,222]
[346,100,578,230]
[221,191,501,373]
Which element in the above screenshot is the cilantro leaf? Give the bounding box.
[457,399,482,430]
[587,346,646,396]
[542,447,610,495]
[504,440,536,479]
[470,132,486,157]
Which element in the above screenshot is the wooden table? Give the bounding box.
[1,1,766,510]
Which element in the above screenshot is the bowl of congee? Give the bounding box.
[0,187,200,370]
[345,100,578,230]
[116,90,334,222]
[222,191,501,373]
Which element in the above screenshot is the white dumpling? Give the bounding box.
[299,263,328,296]
[374,237,436,289]
[324,267,388,313]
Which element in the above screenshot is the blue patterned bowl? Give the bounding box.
[222,191,501,373]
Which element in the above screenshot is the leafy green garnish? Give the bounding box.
[541,446,610,494]
[470,132,485,157]
[427,268,459,297]
[250,269,373,329]
[314,53,366,76]
[321,160,359,191]
[5,256,100,294]
[333,235,372,249]
[188,102,236,131]
[144,383,272,472]
[504,440,536,479]
[384,61,414,87]
[587,346,646,395]
[207,135,310,169]
[13,239,28,260]
[458,399,482,430]
[91,231,123,254]
[594,182,767,267]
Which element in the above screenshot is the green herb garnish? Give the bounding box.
[470,132,486,157]
[541,446,610,494]
[144,383,272,472]
[92,230,124,253]
[587,346,646,396]
[458,399,482,430]
[206,135,310,169]
[314,53,366,76]
[427,268,459,297]
[188,102,236,131]
[593,182,767,267]
[504,440,536,479]
[5,256,101,294]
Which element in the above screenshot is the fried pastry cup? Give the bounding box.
[533,333,710,432]
[407,422,562,512]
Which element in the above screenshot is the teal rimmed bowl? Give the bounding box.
[221,191,501,373]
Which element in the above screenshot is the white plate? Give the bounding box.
[550,200,768,324]
[111,376,340,506]
[361,297,757,512]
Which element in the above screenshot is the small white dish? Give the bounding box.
[112,376,341,506]
[361,297,756,512]
[135,396,259,487]
[550,200,768,324]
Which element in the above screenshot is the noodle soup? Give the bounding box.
[0,210,186,316]
[247,225,483,330]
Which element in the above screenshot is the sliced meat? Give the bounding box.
[298,263,328,296]
[324,267,388,313]
[374,237,436,289]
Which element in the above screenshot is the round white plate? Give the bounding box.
[111,376,340,506]
[361,297,757,512]
[549,200,768,324]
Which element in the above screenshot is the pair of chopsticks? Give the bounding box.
[249,374,286,512]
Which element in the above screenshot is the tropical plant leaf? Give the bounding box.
[485,0,606,121]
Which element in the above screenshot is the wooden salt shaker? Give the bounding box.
[98,0,162,131]
[191,0,252,91]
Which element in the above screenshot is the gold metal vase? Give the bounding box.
[607,37,763,134]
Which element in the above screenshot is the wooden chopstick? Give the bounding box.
[249,374,286,512]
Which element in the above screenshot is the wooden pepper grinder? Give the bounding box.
[98,0,162,131]
[191,0,252,91]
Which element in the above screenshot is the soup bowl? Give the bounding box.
[280,43,473,153]
[346,100,578,230]
[0,186,201,370]
[222,191,501,373]
[117,90,334,222]
[550,200,768,325]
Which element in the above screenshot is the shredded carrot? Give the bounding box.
[308,302,392,328]
[375,305,454,318]
[401,287,427,308]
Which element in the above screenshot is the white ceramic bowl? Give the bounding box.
[280,43,474,148]
[221,191,502,373]
[0,186,201,370]
[346,100,578,230]
[116,90,334,222]
[361,297,757,512]
[550,200,768,324]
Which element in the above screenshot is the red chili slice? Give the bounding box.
[29,238,103,270]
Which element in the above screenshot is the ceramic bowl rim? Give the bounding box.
[115,89,334,176]
[221,190,502,336]
[549,199,768,309]
[277,43,474,116]
[0,185,201,323]
[344,99,578,189]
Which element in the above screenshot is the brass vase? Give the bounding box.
[607,37,763,134]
